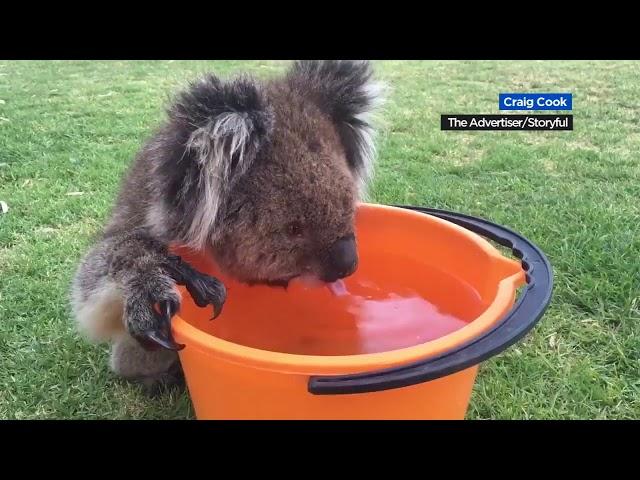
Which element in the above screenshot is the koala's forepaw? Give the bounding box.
[184,271,227,320]
[166,255,227,320]
[124,275,185,352]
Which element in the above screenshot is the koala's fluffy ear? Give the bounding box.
[163,74,274,249]
[169,74,274,180]
[287,60,385,192]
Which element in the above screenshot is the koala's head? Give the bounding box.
[155,60,384,286]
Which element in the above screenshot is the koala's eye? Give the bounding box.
[287,221,304,237]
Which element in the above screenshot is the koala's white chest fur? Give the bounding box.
[72,281,125,342]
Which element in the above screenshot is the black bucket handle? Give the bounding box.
[307,206,553,395]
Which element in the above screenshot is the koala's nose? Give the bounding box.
[321,235,358,283]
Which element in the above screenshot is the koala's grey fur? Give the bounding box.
[70,60,384,395]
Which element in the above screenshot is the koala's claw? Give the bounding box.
[206,291,225,321]
[142,300,185,351]
[143,329,185,352]
[165,255,226,320]
[184,273,226,317]
[128,294,185,352]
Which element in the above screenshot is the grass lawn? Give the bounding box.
[0,60,639,419]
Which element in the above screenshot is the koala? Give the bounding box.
[70,60,384,395]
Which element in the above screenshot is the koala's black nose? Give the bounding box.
[321,235,358,283]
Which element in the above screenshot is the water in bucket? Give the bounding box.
[186,251,486,356]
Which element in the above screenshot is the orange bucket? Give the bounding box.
[170,204,553,419]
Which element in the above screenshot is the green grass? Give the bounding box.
[1,60,639,419]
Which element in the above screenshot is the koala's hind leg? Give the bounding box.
[110,333,185,396]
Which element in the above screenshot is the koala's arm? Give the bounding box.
[72,226,225,351]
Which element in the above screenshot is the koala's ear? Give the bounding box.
[287,60,385,190]
[162,74,274,249]
[169,74,274,183]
